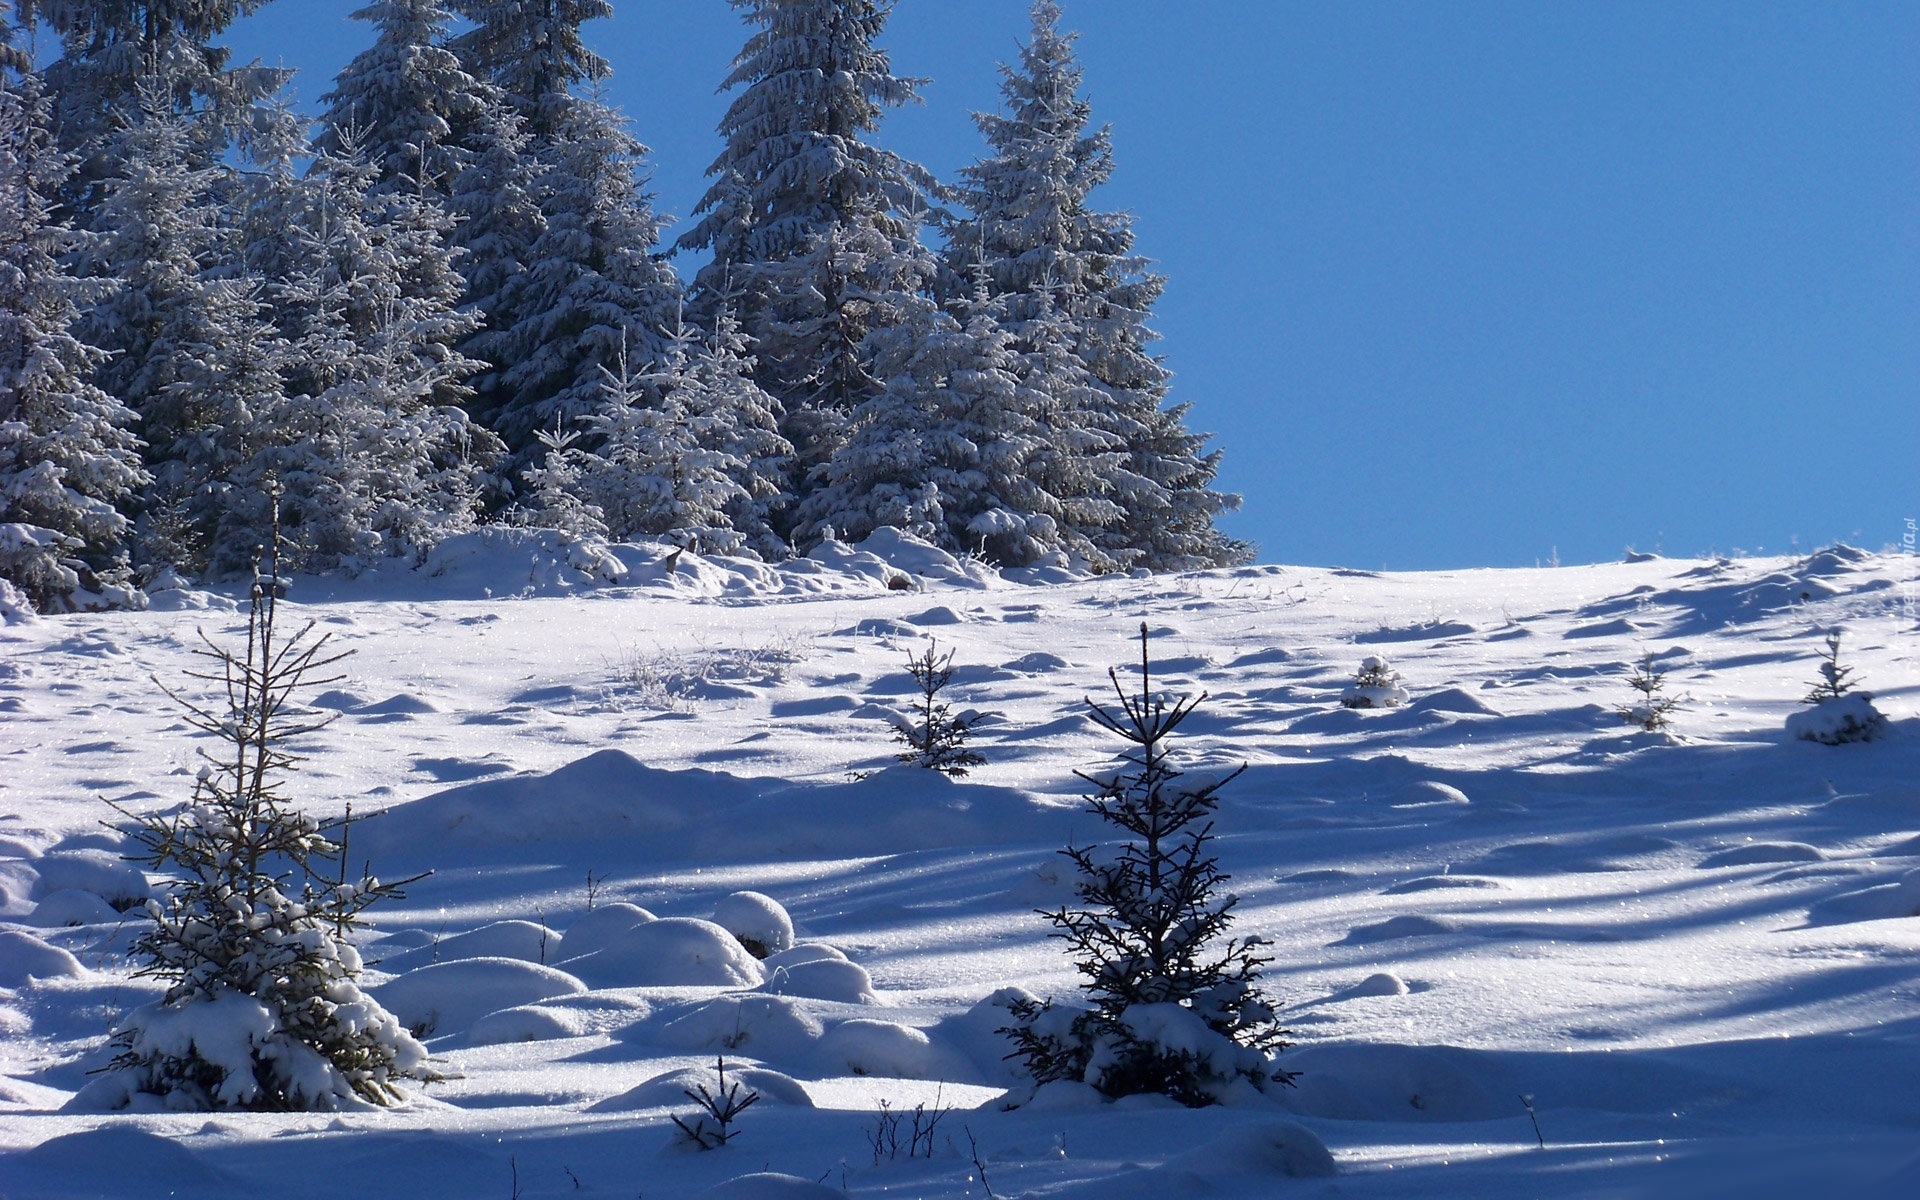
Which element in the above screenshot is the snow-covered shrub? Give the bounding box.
[1340,655,1407,709]
[0,573,35,623]
[1617,652,1680,732]
[893,639,986,777]
[712,891,794,959]
[86,539,430,1111]
[1004,623,1293,1106]
[1790,629,1887,745]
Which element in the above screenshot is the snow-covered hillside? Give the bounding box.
[3,534,1918,1199]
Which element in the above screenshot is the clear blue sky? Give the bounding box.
[215,0,1918,569]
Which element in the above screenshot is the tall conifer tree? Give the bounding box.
[680,0,939,529]
[950,2,1247,570]
[0,10,148,607]
[19,1,292,224]
[450,2,681,468]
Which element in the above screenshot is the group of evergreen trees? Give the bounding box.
[0,0,1247,611]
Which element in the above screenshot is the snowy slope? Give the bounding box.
[3,533,1919,1198]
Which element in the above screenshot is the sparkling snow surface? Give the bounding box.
[3,536,1920,1198]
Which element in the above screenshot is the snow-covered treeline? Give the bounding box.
[0,0,1248,613]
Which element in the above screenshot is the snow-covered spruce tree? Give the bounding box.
[571,330,751,555]
[1005,623,1291,1106]
[689,303,794,559]
[471,82,682,466]
[947,1,1246,571]
[1787,628,1888,745]
[800,277,1092,567]
[1341,655,1408,710]
[680,0,939,526]
[893,638,985,777]
[320,0,505,197]
[239,132,496,573]
[0,25,148,609]
[450,0,610,148]
[1012,285,1128,569]
[19,0,292,219]
[319,0,543,416]
[77,78,287,575]
[92,525,429,1111]
[1616,652,1678,732]
[513,422,607,542]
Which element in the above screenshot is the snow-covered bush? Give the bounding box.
[893,639,986,777]
[712,891,794,959]
[1789,630,1886,745]
[0,564,37,623]
[86,537,430,1111]
[1004,623,1293,1106]
[1340,655,1407,709]
[1617,652,1680,732]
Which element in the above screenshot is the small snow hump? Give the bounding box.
[1173,1118,1338,1179]
[712,891,795,959]
[698,1174,843,1200]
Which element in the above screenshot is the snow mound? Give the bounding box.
[371,958,586,1038]
[1166,1118,1338,1179]
[414,527,626,596]
[0,930,86,987]
[25,887,124,927]
[1395,780,1472,806]
[355,692,440,716]
[654,995,824,1059]
[711,891,793,958]
[564,918,764,989]
[1336,972,1411,999]
[1786,694,1888,745]
[764,943,849,969]
[360,750,745,859]
[1384,874,1501,894]
[467,1004,597,1045]
[29,849,149,907]
[1282,1042,1512,1121]
[0,578,35,624]
[723,766,1053,858]
[1808,868,1920,925]
[1339,915,1462,944]
[904,604,969,626]
[378,920,560,973]
[817,1019,970,1080]
[592,1062,813,1112]
[5,1126,234,1197]
[559,902,658,961]
[759,957,876,1005]
[856,527,1000,587]
[934,987,1039,1085]
[1700,842,1828,868]
[1002,650,1073,673]
[698,1174,844,1200]
[1356,621,1475,644]
[375,750,1056,864]
[1406,688,1501,717]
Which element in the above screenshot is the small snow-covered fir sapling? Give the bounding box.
[671,1057,760,1150]
[1003,624,1293,1106]
[89,519,431,1111]
[1617,652,1681,732]
[893,639,987,777]
[1340,654,1408,709]
[1786,628,1888,745]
